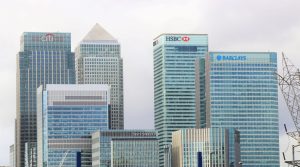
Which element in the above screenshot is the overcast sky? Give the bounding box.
[0,0,300,166]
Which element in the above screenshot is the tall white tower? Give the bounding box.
[75,23,124,129]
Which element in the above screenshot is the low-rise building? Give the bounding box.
[172,128,240,167]
[92,130,159,167]
[25,142,36,167]
[37,84,110,167]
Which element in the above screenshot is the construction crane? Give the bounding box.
[58,150,70,167]
[277,53,300,166]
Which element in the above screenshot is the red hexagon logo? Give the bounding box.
[181,36,190,42]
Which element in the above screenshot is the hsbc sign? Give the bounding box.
[181,36,190,42]
[166,36,190,42]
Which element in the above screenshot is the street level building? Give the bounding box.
[10,144,15,167]
[196,52,280,166]
[37,84,110,167]
[92,130,159,167]
[75,23,123,129]
[153,34,208,166]
[16,32,75,167]
[24,142,36,167]
[172,128,240,167]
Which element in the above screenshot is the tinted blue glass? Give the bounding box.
[204,52,279,167]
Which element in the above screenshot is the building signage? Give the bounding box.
[181,36,190,42]
[166,36,190,42]
[41,33,55,42]
[217,55,246,61]
[153,40,159,46]
[30,33,65,42]
[132,132,156,137]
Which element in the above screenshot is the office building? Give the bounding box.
[153,34,208,166]
[163,144,172,167]
[196,52,279,166]
[75,23,123,129]
[10,145,15,167]
[16,32,75,167]
[172,128,240,167]
[24,142,36,167]
[92,130,159,167]
[37,84,110,167]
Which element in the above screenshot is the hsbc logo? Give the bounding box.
[181,36,190,42]
[166,36,190,42]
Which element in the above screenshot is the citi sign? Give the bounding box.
[39,33,64,42]
[166,36,190,42]
[217,55,247,61]
[41,33,55,42]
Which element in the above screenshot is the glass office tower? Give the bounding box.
[153,34,208,166]
[92,130,159,167]
[196,52,279,166]
[37,84,110,167]
[172,128,240,167]
[75,23,123,129]
[16,32,75,167]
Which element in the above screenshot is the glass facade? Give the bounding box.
[25,142,37,167]
[16,32,75,167]
[197,52,279,166]
[153,34,208,166]
[37,84,110,167]
[76,24,124,129]
[92,130,159,167]
[172,128,240,167]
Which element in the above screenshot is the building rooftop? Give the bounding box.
[82,23,116,41]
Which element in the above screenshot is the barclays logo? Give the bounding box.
[217,55,247,61]
[217,55,223,61]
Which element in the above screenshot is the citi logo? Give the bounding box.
[181,36,190,42]
[41,33,55,42]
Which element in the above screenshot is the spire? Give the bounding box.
[82,23,116,41]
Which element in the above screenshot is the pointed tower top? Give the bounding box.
[82,23,116,41]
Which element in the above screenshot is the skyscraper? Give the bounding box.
[75,23,123,129]
[16,32,75,167]
[196,52,279,166]
[37,84,110,167]
[153,34,208,166]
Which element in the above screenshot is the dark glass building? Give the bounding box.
[16,32,75,167]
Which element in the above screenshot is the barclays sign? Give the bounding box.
[216,55,246,61]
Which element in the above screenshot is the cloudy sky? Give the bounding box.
[0,0,300,166]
